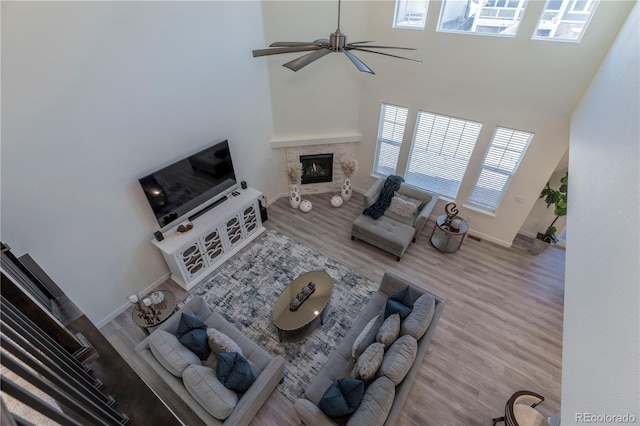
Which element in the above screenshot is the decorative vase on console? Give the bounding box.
[286,163,302,209]
[339,158,358,202]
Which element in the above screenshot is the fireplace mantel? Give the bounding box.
[270,134,361,149]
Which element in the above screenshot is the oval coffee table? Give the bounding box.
[273,270,332,342]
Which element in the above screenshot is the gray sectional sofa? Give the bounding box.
[135,296,285,426]
[293,269,445,425]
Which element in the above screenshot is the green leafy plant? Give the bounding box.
[536,171,568,244]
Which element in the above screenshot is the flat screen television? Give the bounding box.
[138,139,237,230]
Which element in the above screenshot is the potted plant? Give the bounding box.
[529,171,568,255]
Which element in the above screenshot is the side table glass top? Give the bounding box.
[131,290,176,329]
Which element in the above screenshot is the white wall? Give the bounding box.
[1,1,275,324]
[562,2,639,424]
[261,0,633,246]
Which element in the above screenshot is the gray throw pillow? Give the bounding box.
[352,315,382,359]
[346,376,395,426]
[395,191,423,210]
[207,327,243,355]
[376,313,400,348]
[387,196,418,218]
[351,342,385,382]
[182,364,238,420]
[401,293,436,340]
[378,335,417,385]
[149,330,201,377]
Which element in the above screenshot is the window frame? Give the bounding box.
[403,110,483,199]
[393,0,429,30]
[467,126,533,213]
[373,103,409,177]
[437,0,529,38]
[532,0,600,42]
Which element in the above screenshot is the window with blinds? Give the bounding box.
[404,111,482,199]
[468,127,533,212]
[374,103,409,176]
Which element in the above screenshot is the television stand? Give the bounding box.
[151,188,265,291]
[188,195,228,222]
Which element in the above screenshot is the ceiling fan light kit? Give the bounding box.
[252,0,422,74]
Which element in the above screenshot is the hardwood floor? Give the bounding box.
[101,191,565,426]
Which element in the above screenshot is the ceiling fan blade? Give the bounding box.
[283,48,332,72]
[252,46,322,58]
[350,47,423,64]
[313,38,330,44]
[347,44,416,50]
[269,41,322,47]
[346,40,375,45]
[343,50,374,74]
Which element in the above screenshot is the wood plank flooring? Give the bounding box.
[101,191,564,426]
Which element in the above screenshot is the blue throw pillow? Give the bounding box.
[175,313,208,339]
[216,352,255,393]
[317,378,364,418]
[178,328,211,360]
[384,286,414,320]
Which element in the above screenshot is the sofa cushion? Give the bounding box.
[384,286,414,320]
[207,327,243,356]
[378,335,418,385]
[317,378,365,418]
[149,330,201,377]
[346,376,395,426]
[376,313,400,348]
[216,352,255,393]
[179,328,211,360]
[182,364,238,420]
[176,313,208,339]
[352,315,382,359]
[351,342,385,382]
[401,293,436,340]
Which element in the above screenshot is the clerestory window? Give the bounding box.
[532,0,600,42]
[394,0,430,30]
[437,0,529,37]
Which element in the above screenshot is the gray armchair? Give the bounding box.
[351,178,438,260]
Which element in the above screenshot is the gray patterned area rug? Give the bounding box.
[184,229,376,403]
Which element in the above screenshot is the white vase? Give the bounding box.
[289,184,301,209]
[341,178,352,201]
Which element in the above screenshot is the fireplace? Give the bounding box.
[300,154,333,185]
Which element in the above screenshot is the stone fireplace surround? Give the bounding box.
[273,135,360,195]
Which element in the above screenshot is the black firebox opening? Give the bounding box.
[300,154,333,185]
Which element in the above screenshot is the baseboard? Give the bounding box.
[96,272,170,329]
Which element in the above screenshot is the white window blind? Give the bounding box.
[405,111,482,198]
[374,103,408,176]
[468,127,533,212]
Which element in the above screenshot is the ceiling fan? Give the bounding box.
[252,0,422,75]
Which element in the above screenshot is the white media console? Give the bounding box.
[151,187,265,290]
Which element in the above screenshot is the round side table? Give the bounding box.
[430,215,469,254]
[132,290,177,334]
